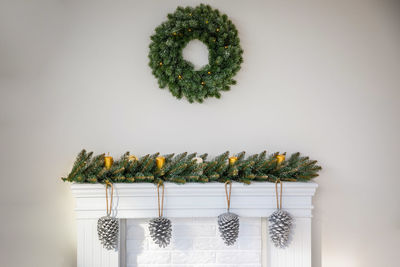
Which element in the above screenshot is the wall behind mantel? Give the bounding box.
[0,0,399,266]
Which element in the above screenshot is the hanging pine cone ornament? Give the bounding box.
[97,182,119,250]
[268,179,293,248]
[149,182,172,248]
[97,215,119,250]
[218,181,239,246]
[149,217,172,248]
[218,211,239,245]
[268,209,293,248]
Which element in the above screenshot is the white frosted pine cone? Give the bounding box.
[218,212,239,246]
[268,209,293,248]
[97,215,119,250]
[149,217,172,248]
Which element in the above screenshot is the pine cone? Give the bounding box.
[218,212,239,246]
[97,215,119,250]
[268,209,293,248]
[149,217,172,248]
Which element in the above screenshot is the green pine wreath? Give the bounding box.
[148,4,243,103]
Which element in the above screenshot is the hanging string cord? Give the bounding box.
[157,182,165,217]
[275,179,283,209]
[225,180,232,211]
[105,180,114,216]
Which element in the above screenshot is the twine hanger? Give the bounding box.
[105,180,114,216]
[157,182,165,217]
[225,180,232,212]
[275,179,283,209]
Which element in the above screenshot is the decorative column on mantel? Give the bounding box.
[71,182,318,267]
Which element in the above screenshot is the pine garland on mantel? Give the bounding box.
[61,150,321,184]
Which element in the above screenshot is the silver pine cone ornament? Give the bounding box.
[218,181,239,246]
[149,217,172,248]
[218,212,239,246]
[97,215,119,250]
[268,209,293,248]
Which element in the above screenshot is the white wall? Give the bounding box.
[0,0,399,267]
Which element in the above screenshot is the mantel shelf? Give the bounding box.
[71,182,317,219]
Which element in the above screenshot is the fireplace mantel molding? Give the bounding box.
[71,182,318,267]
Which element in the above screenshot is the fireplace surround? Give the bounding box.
[71,182,317,267]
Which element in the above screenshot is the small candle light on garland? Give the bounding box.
[156,156,166,169]
[229,156,238,165]
[276,154,286,165]
[193,157,204,175]
[128,155,138,162]
[193,157,203,164]
[104,153,113,169]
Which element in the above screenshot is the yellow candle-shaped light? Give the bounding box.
[229,156,238,165]
[156,156,165,169]
[276,154,285,164]
[104,154,114,169]
[128,155,138,162]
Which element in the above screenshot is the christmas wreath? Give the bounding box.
[148,4,243,103]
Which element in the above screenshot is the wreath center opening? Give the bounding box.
[182,39,209,71]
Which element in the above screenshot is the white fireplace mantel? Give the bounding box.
[71,182,318,267]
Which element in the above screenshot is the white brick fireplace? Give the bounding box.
[126,217,262,266]
[71,182,317,267]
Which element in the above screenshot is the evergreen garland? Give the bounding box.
[148,4,243,103]
[61,150,322,184]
